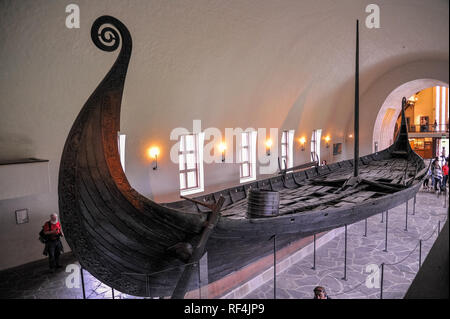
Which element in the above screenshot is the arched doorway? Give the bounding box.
[372,79,449,153]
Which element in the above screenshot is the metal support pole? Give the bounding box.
[311,234,316,270]
[447,189,449,218]
[273,234,276,299]
[342,224,347,281]
[364,219,367,237]
[80,267,86,299]
[413,195,416,215]
[404,200,408,232]
[146,275,150,298]
[197,261,202,299]
[381,211,384,223]
[380,263,384,299]
[419,240,422,268]
[438,220,441,235]
[353,20,359,178]
[444,187,447,209]
[112,288,115,299]
[383,210,389,252]
[198,252,208,299]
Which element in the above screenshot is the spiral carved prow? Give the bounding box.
[90,15,132,54]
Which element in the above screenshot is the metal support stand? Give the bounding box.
[438,220,441,235]
[404,200,409,232]
[197,261,201,299]
[342,224,347,281]
[419,240,422,268]
[364,219,367,237]
[112,288,115,299]
[198,252,208,299]
[413,195,416,215]
[273,234,277,300]
[311,234,316,270]
[383,211,389,252]
[80,267,86,299]
[380,263,384,299]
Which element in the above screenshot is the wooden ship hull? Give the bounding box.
[58,16,427,297]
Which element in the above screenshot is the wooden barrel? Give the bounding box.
[247,189,280,218]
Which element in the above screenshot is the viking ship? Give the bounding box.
[58,16,427,298]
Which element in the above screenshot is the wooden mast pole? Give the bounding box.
[354,19,360,177]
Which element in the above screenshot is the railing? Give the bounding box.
[407,124,449,133]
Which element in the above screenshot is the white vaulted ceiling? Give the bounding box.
[0,0,448,202]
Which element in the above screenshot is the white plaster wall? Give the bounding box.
[0,0,448,269]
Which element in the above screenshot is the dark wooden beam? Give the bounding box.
[354,19,360,177]
[278,161,318,175]
[171,196,225,299]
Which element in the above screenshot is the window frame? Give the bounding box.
[240,132,251,179]
[281,130,294,170]
[239,130,257,183]
[179,133,204,196]
[311,129,322,163]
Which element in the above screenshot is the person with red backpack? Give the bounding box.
[42,213,64,271]
[443,161,449,190]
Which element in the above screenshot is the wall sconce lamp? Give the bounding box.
[348,134,353,139]
[148,146,160,170]
[299,137,306,151]
[325,136,331,148]
[218,142,227,162]
[265,138,273,156]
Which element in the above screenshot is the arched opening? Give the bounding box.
[372,79,449,156]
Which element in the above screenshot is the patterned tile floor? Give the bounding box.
[0,189,447,299]
[244,189,448,299]
[0,253,145,299]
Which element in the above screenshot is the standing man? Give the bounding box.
[432,161,443,194]
[43,213,64,271]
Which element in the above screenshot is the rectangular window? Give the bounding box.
[311,129,322,163]
[117,133,126,172]
[281,130,294,170]
[240,131,257,183]
[179,133,204,195]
